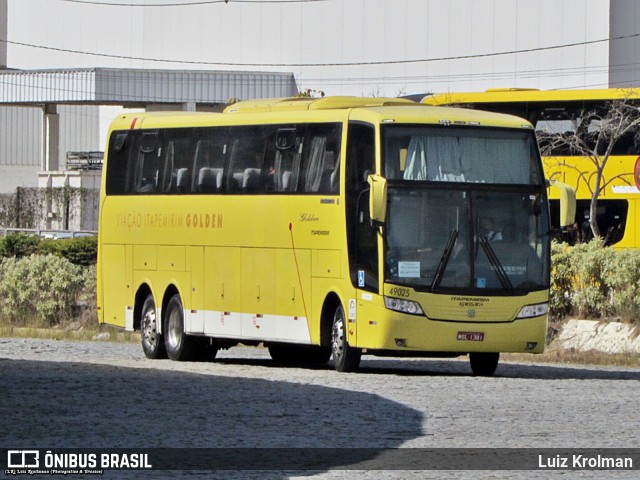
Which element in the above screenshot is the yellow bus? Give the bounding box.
[423,88,640,247]
[97,96,573,375]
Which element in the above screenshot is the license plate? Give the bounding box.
[457,331,485,342]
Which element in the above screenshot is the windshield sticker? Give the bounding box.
[492,265,527,275]
[476,278,487,288]
[398,261,421,278]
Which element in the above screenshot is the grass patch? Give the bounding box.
[503,344,640,368]
[0,324,138,343]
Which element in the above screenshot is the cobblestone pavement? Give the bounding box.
[1,338,639,479]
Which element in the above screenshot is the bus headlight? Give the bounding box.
[517,303,549,319]
[384,297,424,316]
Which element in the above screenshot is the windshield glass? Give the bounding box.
[383,125,542,184]
[384,188,550,293]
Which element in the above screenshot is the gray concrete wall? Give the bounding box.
[609,0,640,87]
[0,0,6,68]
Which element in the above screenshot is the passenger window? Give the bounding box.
[105,132,132,195]
[133,133,162,194]
[159,134,193,194]
[274,127,303,193]
[300,124,342,194]
[192,128,228,193]
[227,126,270,193]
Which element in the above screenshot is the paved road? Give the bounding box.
[1,338,638,479]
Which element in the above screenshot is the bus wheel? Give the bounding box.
[140,294,166,359]
[164,294,196,361]
[469,352,499,376]
[331,304,362,372]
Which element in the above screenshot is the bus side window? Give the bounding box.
[300,123,342,194]
[158,134,194,194]
[134,132,161,194]
[106,132,132,195]
[160,141,175,193]
[274,147,301,192]
[192,129,228,193]
[304,136,327,192]
[273,127,302,193]
[227,126,269,193]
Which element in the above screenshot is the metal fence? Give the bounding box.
[0,228,97,239]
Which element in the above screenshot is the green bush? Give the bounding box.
[0,232,40,258]
[77,264,98,326]
[601,248,640,322]
[0,254,85,327]
[550,239,640,323]
[549,241,574,319]
[0,233,97,265]
[38,236,97,266]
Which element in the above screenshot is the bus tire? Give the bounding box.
[331,303,362,372]
[469,352,499,376]
[164,294,196,361]
[140,294,167,359]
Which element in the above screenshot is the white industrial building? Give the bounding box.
[1,0,640,227]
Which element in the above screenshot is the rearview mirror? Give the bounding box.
[368,174,387,226]
[548,179,576,227]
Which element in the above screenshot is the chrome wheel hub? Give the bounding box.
[141,308,158,349]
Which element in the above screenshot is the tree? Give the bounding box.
[538,97,640,239]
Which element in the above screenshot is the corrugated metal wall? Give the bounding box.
[0,70,95,103]
[0,106,41,167]
[94,69,297,104]
[0,105,99,168]
[59,105,100,166]
[0,105,99,192]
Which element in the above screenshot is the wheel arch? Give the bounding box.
[320,291,343,348]
[133,283,153,331]
[161,284,181,326]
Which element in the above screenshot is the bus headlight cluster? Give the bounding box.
[384,297,424,316]
[517,303,549,319]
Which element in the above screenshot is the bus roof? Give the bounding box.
[223,96,532,129]
[424,87,640,105]
[223,96,417,113]
[108,97,534,131]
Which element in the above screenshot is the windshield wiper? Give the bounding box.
[431,229,458,291]
[477,235,513,291]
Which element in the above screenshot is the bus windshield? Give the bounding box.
[383,125,542,184]
[382,126,549,294]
